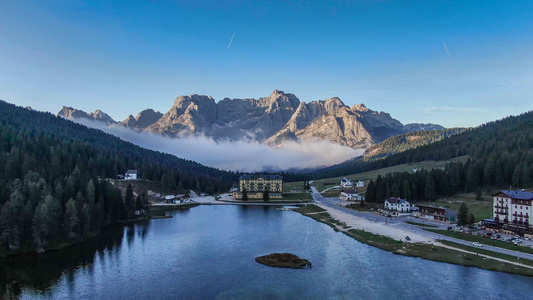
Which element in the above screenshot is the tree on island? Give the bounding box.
[242,188,248,201]
[457,202,469,227]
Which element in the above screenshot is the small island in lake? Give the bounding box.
[255,253,312,269]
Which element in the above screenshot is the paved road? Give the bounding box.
[310,187,533,260]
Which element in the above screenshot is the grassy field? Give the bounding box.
[425,229,533,255]
[283,181,309,193]
[293,204,326,214]
[282,192,313,201]
[416,191,494,220]
[311,156,470,191]
[439,240,533,268]
[293,203,533,277]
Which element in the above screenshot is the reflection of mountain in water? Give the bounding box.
[0,222,151,298]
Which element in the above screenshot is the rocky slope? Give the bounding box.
[119,109,163,131]
[57,90,444,149]
[58,106,116,125]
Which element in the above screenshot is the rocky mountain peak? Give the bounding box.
[89,109,116,124]
[58,106,90,120]
[324,97,346,113]
[134,109,163,128]
[59,90,445,149]
[352,103,369,112]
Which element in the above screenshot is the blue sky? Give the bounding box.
[1,0,532,128]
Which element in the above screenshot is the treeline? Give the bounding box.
[1,171,145,252]
[289,110,533,183]
[0,100,237,253]
[363,128,467,159]
[363,110,533,203]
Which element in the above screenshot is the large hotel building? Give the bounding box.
[485,190,533,235]
[232,174,283,200]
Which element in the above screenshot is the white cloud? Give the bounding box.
[76,119,363,172]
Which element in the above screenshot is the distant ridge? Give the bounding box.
[58,90,444,149]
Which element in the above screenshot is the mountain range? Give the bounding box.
[58,90,444,149]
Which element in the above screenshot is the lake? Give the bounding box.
[4,205,533,299]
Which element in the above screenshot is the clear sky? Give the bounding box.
[1,0,532,128]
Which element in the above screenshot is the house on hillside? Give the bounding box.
[340,178,353,188]
[339,189,364,201]
[125,170,138,180]
[380,197,411,216]
[356,180,364,188]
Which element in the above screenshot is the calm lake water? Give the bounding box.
[4,205,533,299]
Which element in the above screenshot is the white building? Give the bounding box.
[384,197,411,213]
[356,180,364,188]
[125,170,138,180]
[493,190,533,228]
[339,189,364,201]
[340,178,353,188]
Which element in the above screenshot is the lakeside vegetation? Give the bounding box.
[439,240,533,268]
[425,229,533,255]
[293,205,533,277]
[0,101,237,257]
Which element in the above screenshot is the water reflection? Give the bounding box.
[2,206,533,299]
[1,221,151,299]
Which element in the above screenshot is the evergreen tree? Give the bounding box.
[81,203,91,237]
[64,199,78,240]
[402,179,410,200]
[365,180,375,202]
[242,188,248,201]
[476,188,482,200]
[391,182,400,197]
[457,203,469,227]
[424,176,436,201]
[375,175,385,202]
[125,183,135,218]
[135,195,143,215]
[468,212,476,225]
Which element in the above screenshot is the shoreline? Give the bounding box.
[294,204,533,277]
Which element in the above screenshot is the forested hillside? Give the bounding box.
[364,128,467,159]
[0,101,236,253]
[360,111,533,204]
